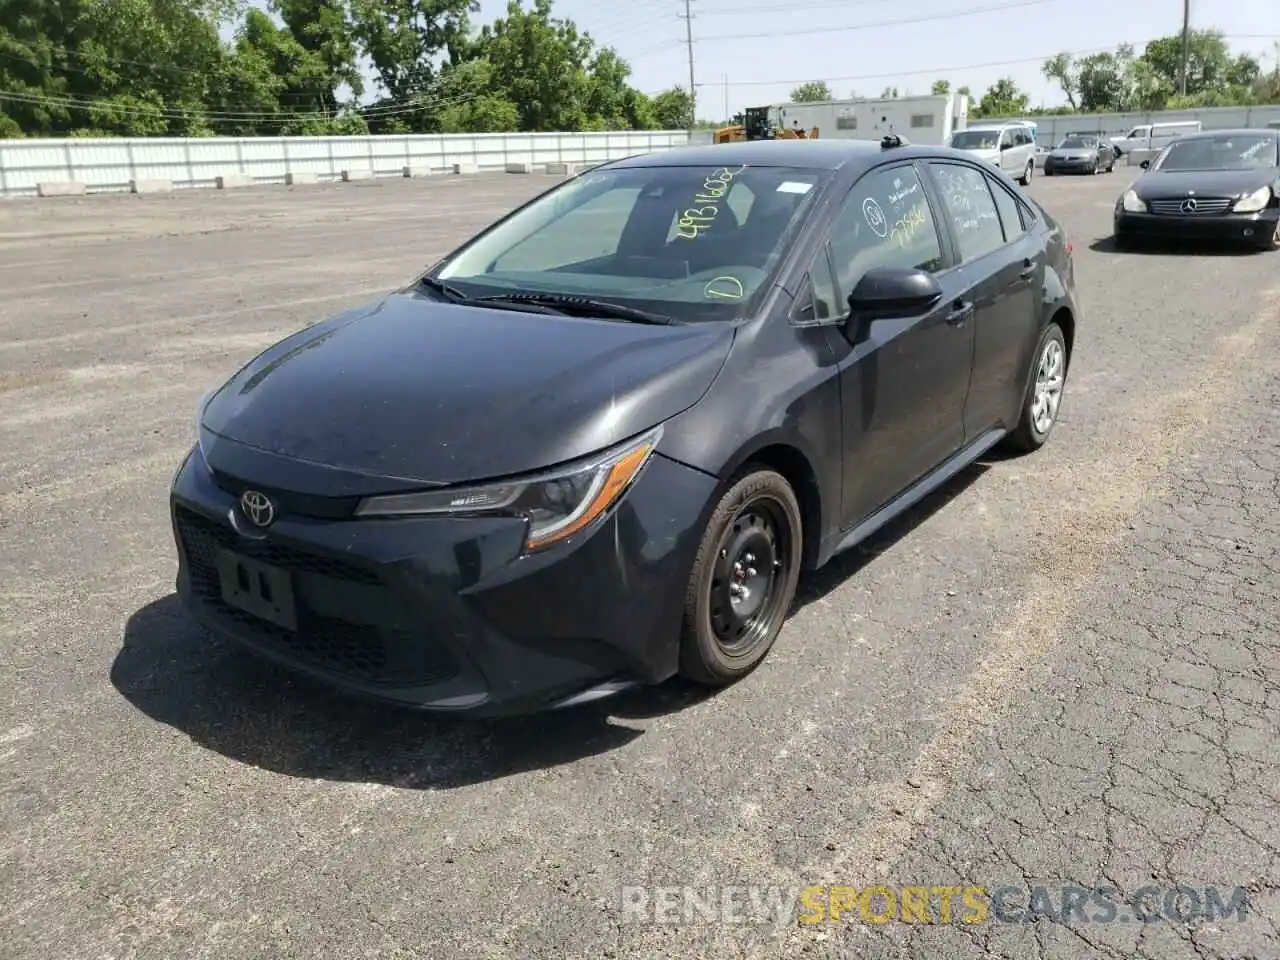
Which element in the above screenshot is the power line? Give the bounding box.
[696,35,1280,87]
[698,0,1054,43]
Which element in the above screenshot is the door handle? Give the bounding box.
[945,300,973,326]
[1017,259,1036,280]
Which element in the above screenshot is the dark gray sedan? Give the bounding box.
[1044,135,1116,175]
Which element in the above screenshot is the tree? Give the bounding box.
[349,0,476,103]
[273,0,364,113]
[1041,53,1079,110]
[1075,45,1137,112]
[930,79,950,96]
[789,81,831,102]
[976,77,1029,117]
[650,86,693,129]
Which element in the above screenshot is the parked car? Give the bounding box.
[172,138,1080,716]
[1109,120,1201,157]
[1114,127,1280,250]
[1044,135,1116,175]
[948,121,1038,185]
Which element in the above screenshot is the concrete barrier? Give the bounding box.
[505,161,533,174]
[451,162,478,175]
[402,165,436,178]
[36,181,87,197]
[545,161,583,175]
[129,178,173,194]
[215,173,254,190]
[285,171,318,186]
[341,167,373,181]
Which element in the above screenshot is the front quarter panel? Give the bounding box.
[656,301,843,564]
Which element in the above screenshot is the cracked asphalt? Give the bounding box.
[1,168,1278,960]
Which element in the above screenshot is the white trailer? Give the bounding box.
[768,94,969,146]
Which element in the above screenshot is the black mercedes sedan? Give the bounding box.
[171,137,1080,716]
[1044,135,1116,175]
[1114,128,1280,250]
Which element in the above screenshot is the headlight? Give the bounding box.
[1121,189,1146,213]
[1233,185,1272,213]
[354,427,662,552]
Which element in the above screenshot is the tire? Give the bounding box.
[1005,322,1068,454]
[1018,161,1033,186]
[678,468,803,686]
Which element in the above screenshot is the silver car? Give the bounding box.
[1043,135,1116,175]
[948,122,1037,185]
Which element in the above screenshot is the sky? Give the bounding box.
[240,0,1280,120]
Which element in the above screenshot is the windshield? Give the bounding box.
[433,164,829,322]
[1058,137,1095,149]
[1152,134,1279,171]
[950,130,1000,150]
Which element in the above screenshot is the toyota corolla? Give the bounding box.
[171,138,1080,716]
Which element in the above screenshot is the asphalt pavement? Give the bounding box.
[1,168,1278,960]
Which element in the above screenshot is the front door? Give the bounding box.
[820,161,977,531]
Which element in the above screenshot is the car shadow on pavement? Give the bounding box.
[792,461,989,610]
[1089,235,1265,256]
[113,460,993,787]
[112,595,708,789]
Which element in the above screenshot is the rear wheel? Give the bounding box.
[1006,323,1068,453]
[1018,161,1033,186]
[678,469,803,686]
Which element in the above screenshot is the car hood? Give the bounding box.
[1133,168,1280,199]
[199,291,735,486]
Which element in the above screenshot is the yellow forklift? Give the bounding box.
[715,106,818,144]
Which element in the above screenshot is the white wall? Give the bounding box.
[1009,105,1280,147]
[0,130,692,198]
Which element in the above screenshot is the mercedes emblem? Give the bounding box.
[239,489,275,527]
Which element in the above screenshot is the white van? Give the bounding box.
[1110,120,1201,156]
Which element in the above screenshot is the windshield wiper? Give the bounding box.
[417,275,473,302]
[473,293,682,325]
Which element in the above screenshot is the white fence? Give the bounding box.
[0,130,692,198]
[1009,105,1280,147]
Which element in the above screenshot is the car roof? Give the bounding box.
[1168,127,1278,141]
[607,139,991,173]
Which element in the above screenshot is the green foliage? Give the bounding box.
[0,0,671,136]
[974,77,1029,117]
[789,81,830,103]
[931,79,950,96]
[1042,30,1276,113]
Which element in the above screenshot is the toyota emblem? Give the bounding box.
[240,489,275,527]
[1181,198,1198,213]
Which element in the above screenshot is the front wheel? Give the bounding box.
[1005,323,1068,453]
[678,468,803,686]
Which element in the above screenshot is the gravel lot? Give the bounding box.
[2,169,1278,960]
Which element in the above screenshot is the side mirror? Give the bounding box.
[846,267,943,327]
[1139,159,1150,169]
[999,142,1012,151]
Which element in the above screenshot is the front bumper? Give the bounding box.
[170,442,716,716]
[1044,157,1096,174]
[1114,207,1280,243]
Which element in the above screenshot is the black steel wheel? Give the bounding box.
[678,468,802,686]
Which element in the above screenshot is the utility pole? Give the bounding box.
[723,74,729,124]
[1178,0,1190,96]
[680,0,696,130]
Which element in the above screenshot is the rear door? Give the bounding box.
[922,160,1041,438]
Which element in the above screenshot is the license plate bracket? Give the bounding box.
[216,549,298,631]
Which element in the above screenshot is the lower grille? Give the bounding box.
[1148,198,1233,216]
[175,506,458,686]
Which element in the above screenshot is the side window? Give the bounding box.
[999,129,1013,149]
[986,174,1027,242]
[928,162,1006,263]
[827,164,946,298]
[791,249,841,325]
